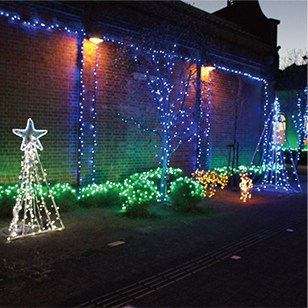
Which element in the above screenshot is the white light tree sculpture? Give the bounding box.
[7,118,64,241]
[249,97,302,193]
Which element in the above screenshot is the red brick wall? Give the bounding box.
[0,2,274,186]
[81,40,161,184]
[0,3,80,184]
[207,69,264,170]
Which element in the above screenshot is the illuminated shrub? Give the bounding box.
[192,170,228,198]
[121,178,160,217]
[0,167,197,218]
[169,177,204,212]
[128,167,184,191]
[50,184,77,213]
[0,185,18,218]
[79,182,123,208]
[0,183,78,218]
[214,165,266,178]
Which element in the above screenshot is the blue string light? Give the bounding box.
[77,38,86,191]
[291,87,308,163]
[213,64,270,119]
[90,45,99,184]
[249,97,302,193]
[0,9,83,34]
[1,7,272,187]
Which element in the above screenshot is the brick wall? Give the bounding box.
[0,1,276,186]
[207,69,263,170]
[0,3,81,184]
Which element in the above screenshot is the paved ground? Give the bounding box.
[70,187,307,308]
[131,220,307,308]
[0,179,307,308]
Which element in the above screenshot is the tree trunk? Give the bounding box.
[160,133,169,201]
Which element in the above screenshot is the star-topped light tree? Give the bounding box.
[7,118,64,241]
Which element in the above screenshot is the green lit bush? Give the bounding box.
[169,177,204,212]
[0,183,77,218]
[0,185,18,219]
[0,167,201,219]
[79,182,123,208]
[51,184,77,213]
[128,167,184,191]
[120,178,160,217]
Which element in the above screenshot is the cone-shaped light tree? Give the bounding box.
[8,118,64,241]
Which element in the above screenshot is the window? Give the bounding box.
[273,113,286,145]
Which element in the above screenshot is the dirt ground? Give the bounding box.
[0,176,306,307]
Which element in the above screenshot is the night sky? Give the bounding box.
[189,0,307,69]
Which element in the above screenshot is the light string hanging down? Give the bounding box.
[213,64,270,119]
[77,38,86,191]
[90,44,99,184]
[8,118,64,241]
[204,69,213,168]
[1,7,272,189]
[291,87,308,163]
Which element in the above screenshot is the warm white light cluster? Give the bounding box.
[239,173,253,202]
[8,119,64,241]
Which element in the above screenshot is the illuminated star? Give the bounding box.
[13,118,48,151]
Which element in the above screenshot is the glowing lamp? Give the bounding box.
[201,66,216,79]
[204,66,216,72]
[89,37,103,44]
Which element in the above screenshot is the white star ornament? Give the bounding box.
[13,118,48,151]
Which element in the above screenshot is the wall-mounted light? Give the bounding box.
[201,65,216,80]
[89,36,103,44]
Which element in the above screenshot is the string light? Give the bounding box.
[191,169,228,198]
[77,38,86,192]
[90,44,99,184]
[1,7,271,190]
[8,119,64,241]
[0,9,83,34]
[118,45,200,200]
[291,87,308,163]
[249,97,302,193]
[169,177,204,198]
[196,66,214,169]
[239,172,253,202]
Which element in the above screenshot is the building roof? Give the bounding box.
[212,0,280,47]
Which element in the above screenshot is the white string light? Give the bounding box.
[8,118,64,241]
[1,7,271,188]
[90,44,99,184]
[249,97,302,193]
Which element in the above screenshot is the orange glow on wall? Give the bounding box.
[201,66,215,80]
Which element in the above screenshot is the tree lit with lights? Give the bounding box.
[118,43,201,200]
[8,119,64,241]
[249,98,302,193]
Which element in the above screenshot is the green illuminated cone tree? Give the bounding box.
[8,118,64,241]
